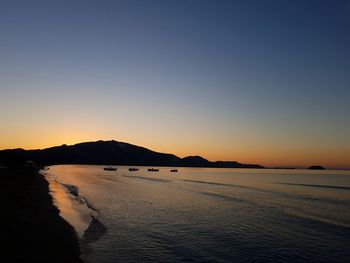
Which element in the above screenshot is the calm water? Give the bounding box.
[44,165,350,263]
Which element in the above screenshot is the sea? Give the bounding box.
[43,165,350,263]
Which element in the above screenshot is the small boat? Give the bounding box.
[129,168,139,171]
[170,169,178,172]
[104,167,117,171]
[148,168,159,172]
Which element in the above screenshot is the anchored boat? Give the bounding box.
[104,167,117,171]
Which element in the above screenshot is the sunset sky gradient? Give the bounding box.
[1,0,349,168]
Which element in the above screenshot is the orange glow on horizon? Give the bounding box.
[1,134,349,170]
[1,1,349,172]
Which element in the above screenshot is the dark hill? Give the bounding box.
[308,165,325,170]
[0,140,264,169]
[182,156,212,167]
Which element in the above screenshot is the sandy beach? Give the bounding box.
[0,167,82,263]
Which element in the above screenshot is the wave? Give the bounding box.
[199,191,246,203]
[123,175,171,183]
[285,210,350,229]
[62,184,98,212]
[182,179,276,194]
[60,182,107,242]
[82,197,97,212]
[279,183,350,191]
[62,183,80,197]
[183,179,350,206]
[183,179,238,188]
[83,215,107,243]
[199,190,350,230]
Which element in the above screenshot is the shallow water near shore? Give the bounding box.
[44,165,350,263]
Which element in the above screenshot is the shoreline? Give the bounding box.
[0,167,83,262]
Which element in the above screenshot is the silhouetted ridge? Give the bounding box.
[0,140,264,168]
[308,165,325,170]
[182,156,212,167]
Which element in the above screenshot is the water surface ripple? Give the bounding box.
[45,166,350,263]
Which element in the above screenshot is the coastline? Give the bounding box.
[0,167,83,263]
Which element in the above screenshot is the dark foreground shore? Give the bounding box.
[0,167,83,263]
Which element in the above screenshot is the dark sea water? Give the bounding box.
[44,165,350,263]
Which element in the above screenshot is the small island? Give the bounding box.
[308,166,325,170]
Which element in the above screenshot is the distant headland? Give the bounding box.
[0,140,264,169]
[308,165,326,170]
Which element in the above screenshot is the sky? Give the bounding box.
[0,0,349,169]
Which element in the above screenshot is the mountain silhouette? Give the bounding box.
[0,140,264,169]
[308,165,325,170]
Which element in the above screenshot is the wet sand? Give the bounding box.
[0,167,83,263]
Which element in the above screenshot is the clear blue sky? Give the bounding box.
[1,0,349,168]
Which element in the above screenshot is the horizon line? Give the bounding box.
[1,139,349,171]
